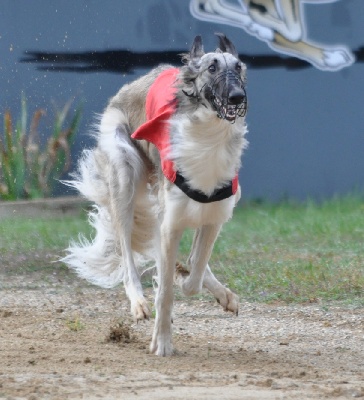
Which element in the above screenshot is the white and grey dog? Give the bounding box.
[62,33,248,356]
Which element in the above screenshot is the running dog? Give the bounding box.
[62,33,248,356]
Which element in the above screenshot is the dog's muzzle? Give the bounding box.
[206,70,247,123]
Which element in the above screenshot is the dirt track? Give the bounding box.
[0,272,363,400]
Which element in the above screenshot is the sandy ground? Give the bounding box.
[0,270,363,400]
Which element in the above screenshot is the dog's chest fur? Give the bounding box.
[170,108,247,196]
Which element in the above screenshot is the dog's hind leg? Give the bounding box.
[176,227,239,315]
[100,115,151,321]
[110,159,152,321]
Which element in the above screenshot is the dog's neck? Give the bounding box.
[170,107,248,196]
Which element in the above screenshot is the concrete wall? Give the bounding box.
[1,0,363,200]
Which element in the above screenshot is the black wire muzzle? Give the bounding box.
[206,70,247,123]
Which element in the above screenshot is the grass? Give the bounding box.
[210,195,364,305]
[0,212,90,253]
[66,315,85,331]
[1,195,363,305]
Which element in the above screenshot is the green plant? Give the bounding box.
[66,315,85,331]
[0,95,82,200]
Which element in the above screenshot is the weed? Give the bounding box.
[0,95,82,200]
[66,315,84,331]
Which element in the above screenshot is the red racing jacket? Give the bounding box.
[131,68,238,203]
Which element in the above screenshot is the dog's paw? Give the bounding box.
[150,335,174,356]
[216,288,239,316]
[130,297,152,321]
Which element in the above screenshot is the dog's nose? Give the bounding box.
[228,89,246,105]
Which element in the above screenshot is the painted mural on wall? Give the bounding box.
[190,0,354,71]
[22,0,361,73]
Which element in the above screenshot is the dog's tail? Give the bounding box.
[63,147,109,205]
[61,205,126,288]
[61,110,157,288]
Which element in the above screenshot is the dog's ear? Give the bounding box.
[215,32,238,58]
[190,35,205,61]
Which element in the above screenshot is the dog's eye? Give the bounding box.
[236,63,242,73]
[208,64,216,73]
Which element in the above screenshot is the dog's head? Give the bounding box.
[179,33,247,123]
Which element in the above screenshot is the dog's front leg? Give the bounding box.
[150,224,183,356]
[175,226,239,314]
[177,227,239,314]
[203,264,239,315]
[175,224,221,296]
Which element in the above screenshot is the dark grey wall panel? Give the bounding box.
[1,0,363,200]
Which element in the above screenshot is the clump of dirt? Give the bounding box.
[107,319,136,344]
[1,309,13,317]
